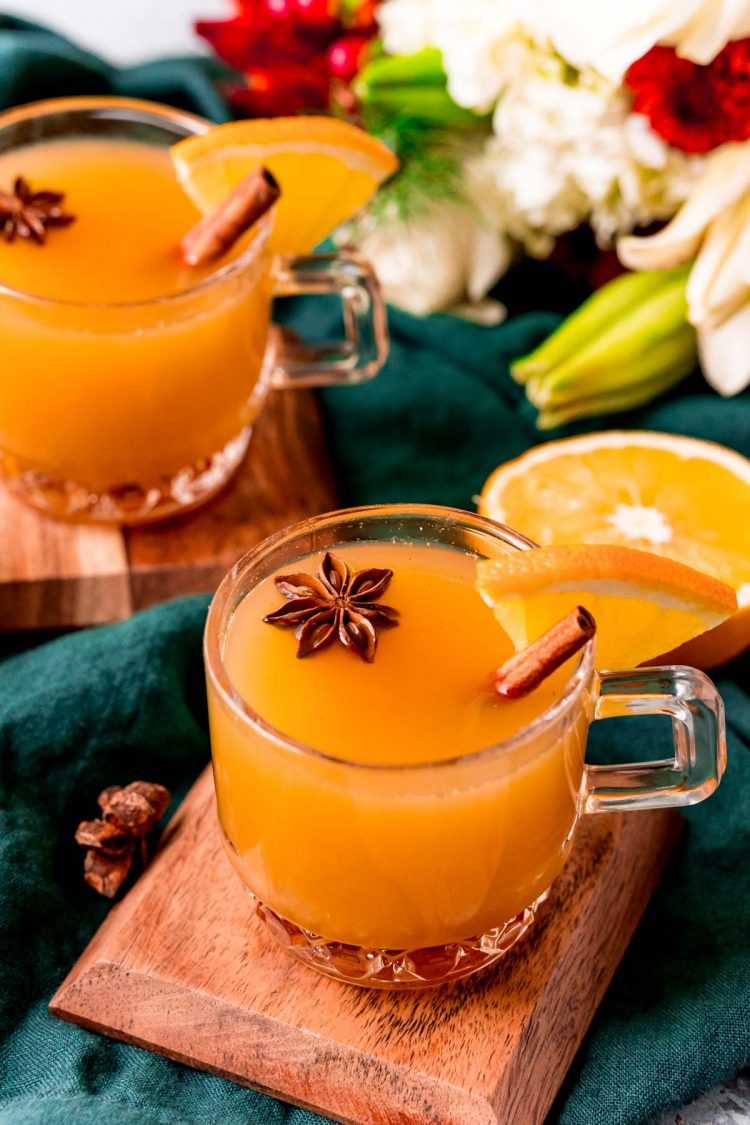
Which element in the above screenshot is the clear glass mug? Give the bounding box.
[0,97,387,523]
[204,505,726,989]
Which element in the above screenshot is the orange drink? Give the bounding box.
[0,138,221,304]
[205,506,726,988]
[0,98,387,522]
[214,543,582,939]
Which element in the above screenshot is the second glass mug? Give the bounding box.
[0,97,388,523]
[205,505,726,989]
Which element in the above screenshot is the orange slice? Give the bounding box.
[476,544,736,669]
[171,117,398,255]
[479,431,750,667]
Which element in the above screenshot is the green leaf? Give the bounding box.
[358,49,490,132]
[511,266,690,384]
[364,143,467,222]
[529,275,692,405]
[363,85,486,129]
[355,48,447,92]
[536,355,696,429]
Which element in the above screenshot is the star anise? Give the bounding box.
[75,781,171,898]
[263,551,399,662]
[0,176,75,244]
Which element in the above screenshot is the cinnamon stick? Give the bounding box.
[494,606,595,700]
[181,166,281,267]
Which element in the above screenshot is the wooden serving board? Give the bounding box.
[51,767,681,1125]
[0,388,337,630]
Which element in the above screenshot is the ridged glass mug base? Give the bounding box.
[254,893,548,989]
[0,428,251,524]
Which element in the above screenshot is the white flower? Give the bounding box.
[377,0,435,57]
[531,0,750,83]
[675,0,750,63]
[618,142,750,395]
[352,196,512,317]
[377,0,537,111]
[432,2,534,111]
[472,58,701,253]
[370,6,716,314]
[697,303,750,396]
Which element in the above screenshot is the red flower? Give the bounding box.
[626,38,750,154]
[327,34,371,82]
[196,0,378,117]
[223,64,332,116]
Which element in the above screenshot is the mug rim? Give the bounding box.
[0,95,271,311]
[204,502,597,774]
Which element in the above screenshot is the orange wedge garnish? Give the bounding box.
[479,431,750,667]
[171,116,398,255]
[476,544,736,669]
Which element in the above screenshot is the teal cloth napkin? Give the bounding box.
[1,18,749,1125]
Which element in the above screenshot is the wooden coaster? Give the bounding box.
[1,389,337,630]
[51,767,681,1125]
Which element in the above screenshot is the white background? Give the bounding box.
[3,0,232,63]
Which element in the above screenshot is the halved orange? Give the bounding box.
[476,544,736,669]
[479,431,750,667]
[171,117,398,255]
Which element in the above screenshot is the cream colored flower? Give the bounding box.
[473,59,700,252]
[351,197,512,317]
[697,303,750,396]
[618,142,750,394]
[377,0,534,111]
[377,0,435,57]
[531,0,750,82]
[432,2,533,111]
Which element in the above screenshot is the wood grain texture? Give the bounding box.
[0,389,337,629]
[51,767,682,1125]
[0,487,130,628]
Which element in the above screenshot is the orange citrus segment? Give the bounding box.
[171,117,398,255]
[479,431,750,667]
[476,544,737,669]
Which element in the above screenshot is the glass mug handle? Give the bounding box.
[585,666,726,813]
[269,251,388,388]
